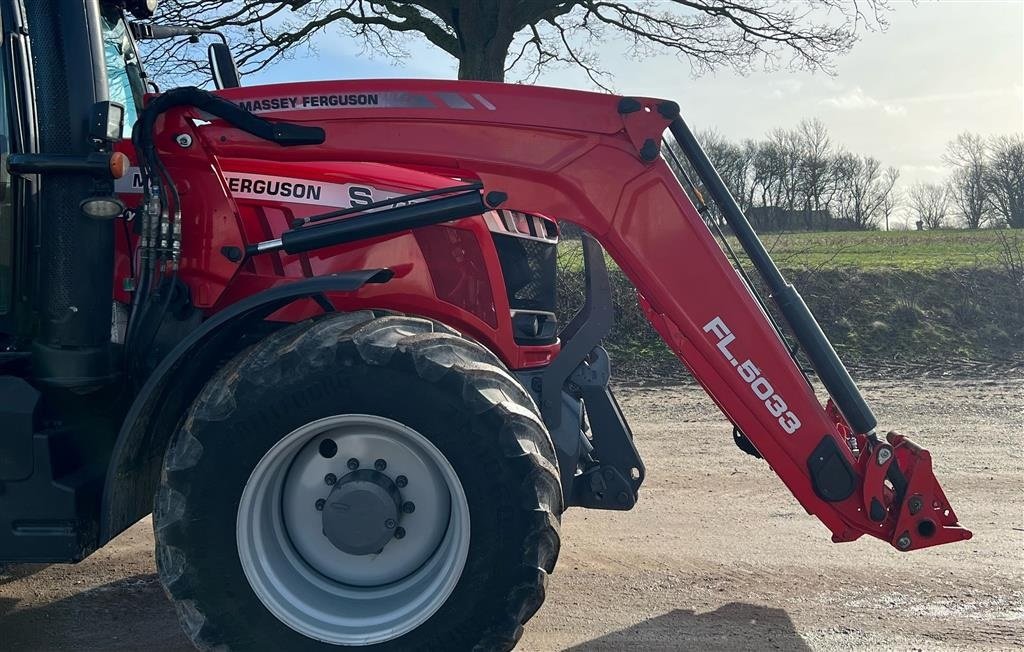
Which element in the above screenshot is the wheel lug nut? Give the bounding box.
[315,498,326,511]
[401,501,415,514]
[324,473,337,486]
[374,458,387,471]
[395,475,408,488]
[394,527,406,539]
[385,518,397,529]
[347,458,359,470]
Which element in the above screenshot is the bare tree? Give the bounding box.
[832,153,898,230]
[879,170,902,231]
[794,118,833,229]
[750,138,788,229]
[984,134,1024,229]
[908,182,949,230]
[698,129,754,222]
[944,133,990,229]
[147,1,891,86]
[769,127,804,216]
[689,118,918,233]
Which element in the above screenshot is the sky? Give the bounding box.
[242,0,1024,226]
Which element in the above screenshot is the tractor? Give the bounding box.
[0,0,971,649]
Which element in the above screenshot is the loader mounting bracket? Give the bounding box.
[535,232,645,509]
[539,232,612,428]
[568,347,645,510]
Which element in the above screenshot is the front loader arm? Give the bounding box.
[193,79,970,551]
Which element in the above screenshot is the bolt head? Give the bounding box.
[347,458,360,470]
[896,534,912,550]
[877,446,893,465]
[395,475,408,488]
[394,526,406,539]
[324,473,337,486]
[384,518,397,529]
[401,501,415,514]
[315,498,326,511]
[374,458,388,471]
[175,133,192,148]
[908,496,924,515]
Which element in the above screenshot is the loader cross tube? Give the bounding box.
[668,117,878,437]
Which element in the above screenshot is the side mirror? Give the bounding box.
[208,43,241,89]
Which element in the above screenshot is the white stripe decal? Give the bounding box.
[473,93,496,110]
[115,167,399,209]
[438,92,473,109]
[114,167,144,194]
[223,172,398,207]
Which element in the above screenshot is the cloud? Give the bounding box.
[821,85,1022,118]
[893,87,1024,104]
[899,164,947,175]
[821,87,907,116]
[766,78,804,99]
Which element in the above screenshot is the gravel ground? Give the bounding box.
[1,377,1021,651]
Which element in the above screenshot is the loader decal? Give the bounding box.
[223,172,399,208]
[229,92,493,114]
[227,176,322,201]
[704,316,802,434]
[114,168,398,209]
[235,94,381,112]
[114,169,145,194]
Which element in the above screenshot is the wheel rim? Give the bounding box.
[236,415,471,646]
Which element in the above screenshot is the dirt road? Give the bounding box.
[2,378,1021,650]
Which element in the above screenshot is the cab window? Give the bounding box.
[101,8,145,137]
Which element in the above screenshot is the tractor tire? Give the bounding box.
[154,312,562,651]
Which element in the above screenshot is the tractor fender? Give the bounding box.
[99,269,393,544]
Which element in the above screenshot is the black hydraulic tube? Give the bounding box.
[7,152,117,177]
[668,117,878,436]
[249,190,490,256]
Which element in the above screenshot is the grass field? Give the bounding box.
[560,228,1019,272]
[749,229,1016,271]
[556,227,1024,378]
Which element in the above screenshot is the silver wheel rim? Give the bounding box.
[236,415,471,646]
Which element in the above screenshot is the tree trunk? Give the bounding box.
[457,51,507,81]
[451,3,514,82]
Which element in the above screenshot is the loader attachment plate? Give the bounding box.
[880,432,972,551]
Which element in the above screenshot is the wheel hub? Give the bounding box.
[321,469,402,555]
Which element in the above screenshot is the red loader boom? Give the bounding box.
[151,79,969,552]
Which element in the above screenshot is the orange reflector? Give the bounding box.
[109,152,129,179]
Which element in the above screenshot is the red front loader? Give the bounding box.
[0,1,970,649]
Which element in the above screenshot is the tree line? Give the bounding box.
[694,121,1023,231]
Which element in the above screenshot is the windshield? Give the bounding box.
[101,8,145,137]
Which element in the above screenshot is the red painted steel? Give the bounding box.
[116,78,969,551]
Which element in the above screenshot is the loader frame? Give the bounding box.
[144,78,969,552]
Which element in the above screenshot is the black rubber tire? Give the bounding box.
[154,312,562,651]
